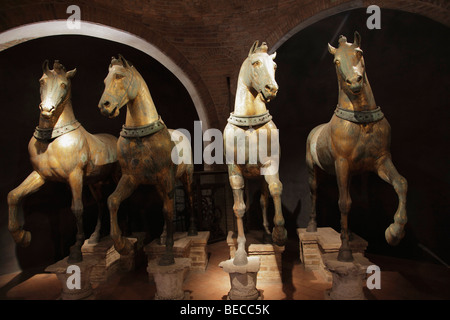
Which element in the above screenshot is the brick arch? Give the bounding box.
[267,0,449,52]
[0,4,218,130]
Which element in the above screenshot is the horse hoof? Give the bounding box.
[337,248,354,262]
[114,237,133,255]
[11,229,31,247]
[233,252,248,266]
[87,233,100,245]
[385,224,405,246]
[68,246,83,263]
[272,226,287,246]
[306,221,317,232]
[158,254,175,266]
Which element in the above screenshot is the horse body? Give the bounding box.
[224,41,286,266]
[8,60,118,263]
[98,55,196,266]
[306,32,407,262]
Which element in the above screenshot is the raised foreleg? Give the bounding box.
[7,171,45,247]
[107,174,138,255]
[376,155,408,246]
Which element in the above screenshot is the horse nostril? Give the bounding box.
[103,101,110,107]
[357,75,362,83]
[346,79,352,85]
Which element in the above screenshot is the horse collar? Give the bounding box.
[335,106,384,124]
[34,120,81,141]
[227,111,272,128]
[120,116,165,138]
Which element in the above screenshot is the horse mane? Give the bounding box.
[52,60,66,74]
[110,54,134,68]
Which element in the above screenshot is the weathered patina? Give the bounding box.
[98,55,196,266]
[224,41,287,266]
[306,32,408,262]
[8,60,119,263]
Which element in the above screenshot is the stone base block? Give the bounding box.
[219,256,261,300]
[297,227,368,282]
[187,231,210,272]
[45,255,100,300]
[227,230,284,283]
[323,252,372,300]
[147,258,191,300]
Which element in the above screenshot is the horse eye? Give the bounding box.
[115,73,125,80]
[252,60,261,67]
[60,83,67,89]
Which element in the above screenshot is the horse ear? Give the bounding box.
[118,54,131,68]
[66,68,77,79]
[270,52,277,60]
[354,31,361,48]
[328,43,336,55]
[248,40,259,57]
[42,60,50,75]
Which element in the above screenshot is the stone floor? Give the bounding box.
[1,237,449,300]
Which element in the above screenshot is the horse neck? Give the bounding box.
[125,70,159,127]
[38,90,76,129]
[233,77,268,116]
[338,73,377,111]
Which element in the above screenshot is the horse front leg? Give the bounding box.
[376,156,408,246]
[107,174,138,255]
[87,183,104,244]
[67,169,86,263]
[260,179,272,243]
[335,158,353,262]
[228,165,247,266]
[157,171,176,266]
[8,171,45,247]
[264,173,287,246]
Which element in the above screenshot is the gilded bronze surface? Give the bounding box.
[7,60,119,263]
[223,41,287,266]
[306,32,408,262]
[98,55,196,266]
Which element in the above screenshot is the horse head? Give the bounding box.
[328,31,365,95]
[39,60,76,119]
[243,41,278,102]
[98,54,137,118]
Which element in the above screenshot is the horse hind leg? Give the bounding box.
[260,179,272,243]
[306,149,319,232]
[181,168,198,236]
[376,156,408,246]
[7,171,45,247]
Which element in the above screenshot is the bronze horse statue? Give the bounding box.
[306,32,408,262]
[8,60,118,263]
[98,55,196,266]
[224,41,287,266]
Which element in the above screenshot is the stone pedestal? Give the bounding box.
[45,255,100,300]
[323,252,372,300]
[187,231,210,272]
[297,227,368,281]
[81,236,140,285]
[227,230,284,283]
[219,256,261,300]
[147,258,191,300]
[144,232,192,281]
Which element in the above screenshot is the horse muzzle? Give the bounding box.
[39,103,55,118]
[262,83,278,102]
[98,100,120,118]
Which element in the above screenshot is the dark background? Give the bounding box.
[0,8,449,274]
